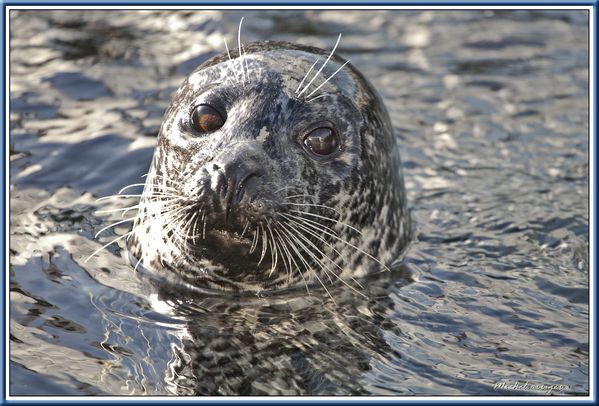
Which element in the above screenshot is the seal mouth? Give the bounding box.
[189,195,280,244]
[207,227,253,246]
[182,211,271,253]
[178,218,281,281]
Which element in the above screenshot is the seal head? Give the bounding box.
[128,41,410,293]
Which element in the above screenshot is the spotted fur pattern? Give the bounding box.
[127,41,411,294]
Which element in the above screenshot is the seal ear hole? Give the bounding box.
[303,127,340,157]
[191,104,226,134]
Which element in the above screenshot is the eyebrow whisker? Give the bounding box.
[237,16,248,85]
[296,58,319,94]
[305,60,350,99]
[223,37,241,84]
[243,43,251,85]
[297,33,342,98]
[306,93,328,103]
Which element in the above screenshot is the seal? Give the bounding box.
[126,38,411,294]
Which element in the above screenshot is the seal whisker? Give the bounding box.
[349,276,365,290]
[149,188,184,199]
[85,229,134,263]
[266,222,280,277]
[283,212,340,237]
[162,202,192,223]
[249,226,259,254]
[94,216,137,239]
[283,212,391,272]
[163,202,191,221]
[162,206,194,242]
[166,206,195,244]
[120,181,180,196]
[144,194,183,203]
[177,213,194,244]
[237,16,247,85]
[122,206,140,217]
[132,255,143,272]
[283,214,347,262]
[143,183,182,194]
[305,59,350,99]
[174,217,203,243]
[136,199,181,218]
[295,58,319,94]
[274,185,299,195]
[273,226,309,293]
[297,33,342,98]
[281,202,342,216]
[277,223,335,303]
[276,225,321,297]
[242,44,251,85]
[270,220,293,278]
[223,36,241,85]
[184,207,205,241]
[284,193,315,202]
[149,173,185,187]
[97,192,179,202]
[279,238,295,283]
[98,197,177,218]
[258,223,268,266]
[141,194,181,206]
[270,237,283,279]
[191,208,204,243]
[184,210,199,242]
[279,216,350,289]
[288,209,362,236]
[306,93,328,103]
[96,194,141,202]
[282,215,368,297]
[239,220,250,240]
[95,204,141,215]
[283,222,335,285]
[293,226,368,298]
[118,183,147,194]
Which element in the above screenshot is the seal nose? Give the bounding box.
[223,161,261,205]
[213,142,266,221]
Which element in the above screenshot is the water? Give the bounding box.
[9,9,589,396]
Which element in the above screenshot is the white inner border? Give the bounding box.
[4,4,595,403]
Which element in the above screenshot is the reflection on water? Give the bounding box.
[9,9,589,395]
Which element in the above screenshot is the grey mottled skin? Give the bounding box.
[128,41,411,293]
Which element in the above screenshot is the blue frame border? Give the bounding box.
[2,2,5,405]
[0,0,596,4]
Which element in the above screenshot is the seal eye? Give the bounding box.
[191,104,225,133]
[303,127,339,156]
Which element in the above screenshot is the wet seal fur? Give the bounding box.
[127,40,411,295]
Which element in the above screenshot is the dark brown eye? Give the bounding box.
[303,127,339,156]
[191,104,225,133]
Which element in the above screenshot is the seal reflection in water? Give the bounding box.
[127,35,411,294]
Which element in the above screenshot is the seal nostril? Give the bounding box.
[232,172,258,204]
[235,184,246,203]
